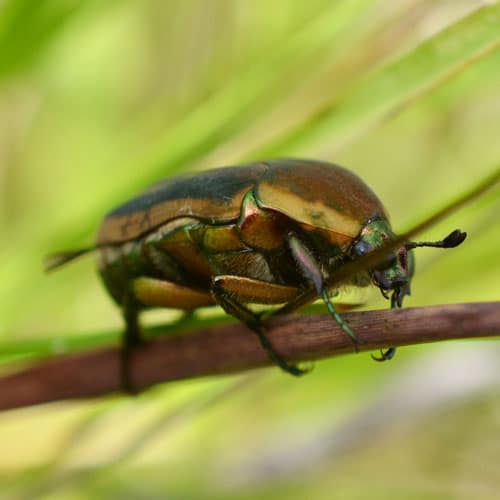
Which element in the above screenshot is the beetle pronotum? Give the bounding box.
[47,159,466,390]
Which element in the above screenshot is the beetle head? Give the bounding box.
[353,220,466,308]
[352,219,414,308]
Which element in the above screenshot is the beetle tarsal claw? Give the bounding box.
[284,363,312,376]
[371,347,396,362]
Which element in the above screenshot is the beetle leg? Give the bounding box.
[121,298,141,393]
[372,289,403,362]
[212,275,299,304]
[320,290,359,346]
[211,276,309,376]
[120,278,214,393]
[131,276,214,309]
[371,347,396,362]
[287,233,360,347]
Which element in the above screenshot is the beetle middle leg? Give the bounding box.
[211,275,308,376]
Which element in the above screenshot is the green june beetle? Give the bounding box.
[47,159,466,389]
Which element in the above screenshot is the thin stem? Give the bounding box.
[0,302,499,411]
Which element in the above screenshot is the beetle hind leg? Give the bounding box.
[121,302,142,394]
[211,277,309,377]
[119,276,215,393]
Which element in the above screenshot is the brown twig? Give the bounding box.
[0,302,499,411]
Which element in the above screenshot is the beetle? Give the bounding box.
[47,159,466,390]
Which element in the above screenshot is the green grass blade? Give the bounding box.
[253,3,500,157]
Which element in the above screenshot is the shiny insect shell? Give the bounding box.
[96,159,407,311]
[48,158,466,383]
[96,158,412,376]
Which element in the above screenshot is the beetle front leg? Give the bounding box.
[211,278,308,376]
[288,233,360,348]
[372,290,401,362]
[320,290,359,347]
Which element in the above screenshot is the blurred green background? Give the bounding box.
[1,0,500,498]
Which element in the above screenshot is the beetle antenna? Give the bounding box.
[405,229,466,250]
[44,247,96,272]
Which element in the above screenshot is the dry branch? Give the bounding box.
[0,302,499,411]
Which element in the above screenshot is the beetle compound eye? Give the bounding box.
[353,240,373,256]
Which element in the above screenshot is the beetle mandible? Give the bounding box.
[47,159,466,389]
